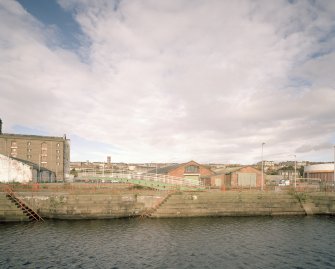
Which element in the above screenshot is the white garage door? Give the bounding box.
[184,175,200,185]
[237,173,256,187]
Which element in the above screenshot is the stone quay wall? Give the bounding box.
[1,190,335,222]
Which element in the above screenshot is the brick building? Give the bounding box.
[153,160,215,185]
[213,166,264,189]
[0,120,70,181]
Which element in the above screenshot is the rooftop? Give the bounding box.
[0,133,68,141]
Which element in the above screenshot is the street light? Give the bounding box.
[261,142,265,191]
[111,162,114,178]
[38,154,41,182]
[294,155,297,189]
[156,163,158,181]
[288,154,297,189]
[333,145,335,191]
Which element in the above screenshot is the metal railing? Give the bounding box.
[79,172,205,190]
[3,186,44,222]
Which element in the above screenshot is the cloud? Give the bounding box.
[1,0,335,163]
[296,142,333,154]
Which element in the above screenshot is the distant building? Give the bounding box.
[0,119,70,181]
[277,168,299,180]
[264,161,275,167]
[256,160,274,167]
[107,156,111,164]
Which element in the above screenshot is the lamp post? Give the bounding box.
[156,163,158,181]
[111,162,114,178]
[38,154,41,182]
[293,154,297,189]
[100,162,104,185]
[333,145,335,191]
[288,154,297,189]
[261,142,265,191]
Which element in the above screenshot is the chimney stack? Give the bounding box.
[0,118,2,134]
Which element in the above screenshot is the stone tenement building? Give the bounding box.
[0,119,70,181]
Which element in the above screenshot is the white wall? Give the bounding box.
[0,154,32,183]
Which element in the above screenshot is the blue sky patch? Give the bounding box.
[17,0,83,50]
[12,125,51,136]
[69,135,123,162]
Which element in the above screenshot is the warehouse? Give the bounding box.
[153,160,214,186]
[213,166,264,189]
[304,163,335,182]
[0,119,70,181]
[0,154,56,183]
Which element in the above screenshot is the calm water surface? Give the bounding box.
[0,216,335,269]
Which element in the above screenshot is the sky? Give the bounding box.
[1,0,335,164]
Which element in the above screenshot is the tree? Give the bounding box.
[70,168,78,178]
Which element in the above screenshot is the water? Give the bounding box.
[0,216,335,269]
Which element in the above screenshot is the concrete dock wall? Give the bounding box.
[151,191,307,218]
[0,193,30,222]
[17,192,163,220]
[1,191,334,221]
[298,192,335,215]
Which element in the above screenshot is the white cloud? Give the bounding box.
[1,0,335,163]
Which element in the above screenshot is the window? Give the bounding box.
[185,165,199,173]
[56,150,60,154]
[27,155,32,159]
[11,147,17,157]
[27,148,32,152]
[27,141,31,146]
[41,142,47,156]
[57,156,60,160]
[57,162,60,166]
[11,141,17,148]
[57,143,60,147]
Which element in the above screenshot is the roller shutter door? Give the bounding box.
[237,173,256,187]
[184,175,200,185]
[215,178,221,187]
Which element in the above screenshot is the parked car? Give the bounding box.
[278,179,290,186]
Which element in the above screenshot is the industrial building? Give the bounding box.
[153,161,265,189]
[0,119,70,181]
[152,160,214,185]
[0,154,56,183]
[212,166,264,189]
[304,163,335,182]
